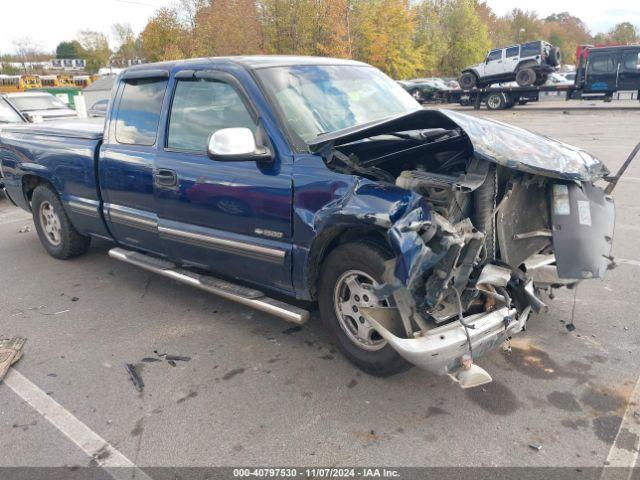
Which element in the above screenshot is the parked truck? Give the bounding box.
[0,57,619,387]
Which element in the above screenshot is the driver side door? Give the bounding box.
[154,70,294,292]
[484,50,505,78]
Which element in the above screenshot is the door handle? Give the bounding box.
[154,169,177,188]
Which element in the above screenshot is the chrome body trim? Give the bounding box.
[106,208,158,233]
[68,200,100,218]
[108,247,307,324]
[158,225,285,264]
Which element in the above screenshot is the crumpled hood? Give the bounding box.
[309,108,608,182]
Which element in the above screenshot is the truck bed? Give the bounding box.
[0,118,110,238]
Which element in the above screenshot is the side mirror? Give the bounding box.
[207,127,273,162]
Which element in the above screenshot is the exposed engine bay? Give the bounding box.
[310,109,616,387]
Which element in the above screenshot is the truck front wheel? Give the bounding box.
[31,184,91,259]
[516,68,536,87]
[318,242,411,377]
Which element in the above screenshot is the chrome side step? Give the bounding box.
[108,247,309,324]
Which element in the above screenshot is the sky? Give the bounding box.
[1,0,639,55]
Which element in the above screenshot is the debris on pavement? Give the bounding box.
[565,323,576,332]
[528,444,543,451]
[17,225,31,233]
[165,355,191,362]
[168,360,177,367]
[0,336,27,381]
[125,363,144,392]
[282,326,302,335]
[141,357,161,363]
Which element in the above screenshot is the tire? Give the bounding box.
[459,71,477,90]
[31,184,90,259]
[410,88,423,103]
[516,68,536,87]
[547,47,561,67]
[318,242,411,377]
[485,93,506,110]
[534,73,548,86]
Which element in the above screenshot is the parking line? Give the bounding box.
[3,368,152,480]
[600,373,640,480]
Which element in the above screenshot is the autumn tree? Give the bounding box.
[608,22,639,44]
[351,0,423,78]
[505,9,542,43]
[193,0,263,56]
[542,13,591,64]
[113,23,142,62]
[140,7,188,62]
[475,1,511,48]
[77,31,111,73]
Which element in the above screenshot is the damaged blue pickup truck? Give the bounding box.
[0,57,617,387]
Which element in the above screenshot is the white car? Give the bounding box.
[459,40,562,89]
[5,92,77,122]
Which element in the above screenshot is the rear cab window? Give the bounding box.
[115,78,168,146]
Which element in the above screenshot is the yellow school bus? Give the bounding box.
[40,75,76,88]
[73,75,93,88]
[0,75,42,92]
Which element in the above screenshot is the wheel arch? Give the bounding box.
[306,225,391,301]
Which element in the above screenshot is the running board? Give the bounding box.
[108,247,309,325]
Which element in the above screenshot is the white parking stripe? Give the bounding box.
[3,368,152,480]
[600,373,640,480]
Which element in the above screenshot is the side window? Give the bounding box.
[506,46,519,58]
[487,50,502,62]
[623,51,640,71]
[167,79,255,152]
[115,78,167,146]
[589,54,616,73]
[520,42,540,58]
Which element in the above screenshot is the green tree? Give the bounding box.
[56,41,83,59]
[77,31,111,73]
[415,0,448,74]
[432,0,491,76]
[351,0,424,78]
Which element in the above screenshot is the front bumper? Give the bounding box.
[363,305,530,375]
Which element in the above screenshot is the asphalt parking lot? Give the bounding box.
[1,107,639,476]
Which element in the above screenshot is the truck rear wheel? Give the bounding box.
[31,184,91,259]
[459,71,477,90]
[516,68,536,87]
[318,242,411,377]
[486,93,506,110]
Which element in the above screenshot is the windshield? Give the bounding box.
[256,65,420,145]
[0,98,24,123]
[10,94,69,112]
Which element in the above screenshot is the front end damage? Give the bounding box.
[310,109,615,386]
